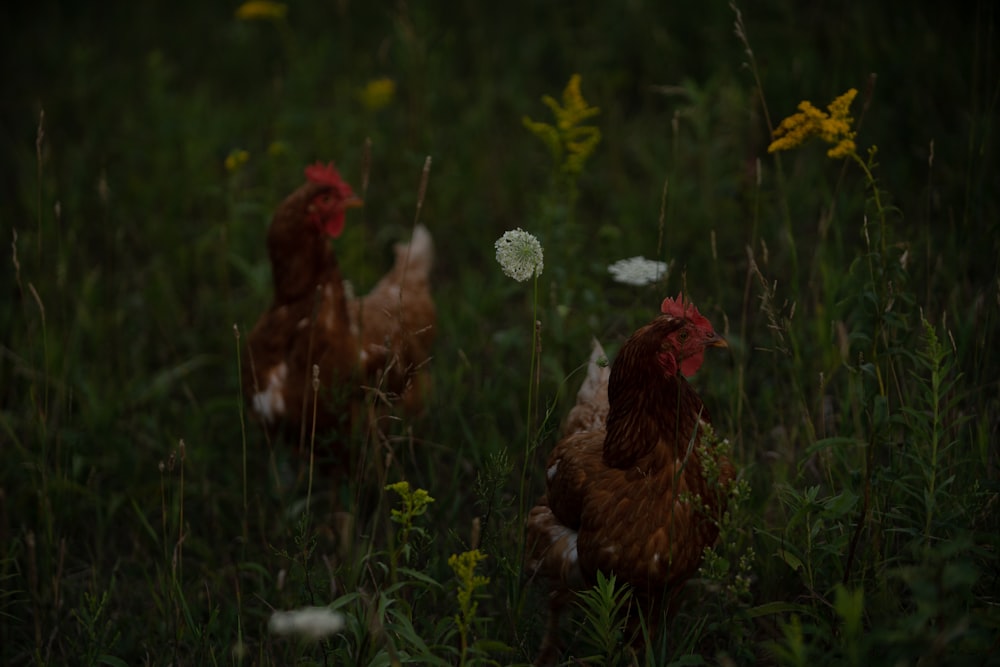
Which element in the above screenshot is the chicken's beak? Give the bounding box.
[705,331,729,349]
[343,196,364,210]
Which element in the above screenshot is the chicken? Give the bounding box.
[243,162,435,464]
[525,294,734,664]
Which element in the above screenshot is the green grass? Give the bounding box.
[2,1,998,664]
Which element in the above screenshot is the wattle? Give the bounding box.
[679,350,705,377]
[307,210,345,238]
[322,213,345,238]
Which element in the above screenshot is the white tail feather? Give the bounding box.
[563,338,611,435]
[397,224,433,275]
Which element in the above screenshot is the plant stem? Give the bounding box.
[923,324,943,552]
[234,325,249,552]
[514,273,541,615]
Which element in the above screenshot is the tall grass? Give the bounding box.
[1,0,997,664]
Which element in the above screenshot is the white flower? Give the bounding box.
[607,256,668,286]
[268,607,346,641]
[495,228,544,282]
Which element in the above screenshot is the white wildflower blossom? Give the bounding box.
[608,256,668,286]
[495,228,544,282]
[268,607,346,641]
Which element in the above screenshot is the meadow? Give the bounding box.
[1,1,998,664]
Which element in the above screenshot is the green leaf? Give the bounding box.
[776,548,804,572]
[746,601,813,619]
[822,489,859,518]
[130,498,159,545]
[833,584,864,639]
[396,567,444,590]
[98,656,130,667]
[806,437,863,457]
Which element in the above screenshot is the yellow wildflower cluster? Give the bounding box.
[225,149,249,172]
[385,480,435,526]
[768,88,858,159]
[359,77,396,112]
[267,141,288,157]
[449,549,490,624]
[523,73,602,177]
[235,1,288,21]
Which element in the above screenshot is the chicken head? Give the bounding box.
[303,162,363,237]
[659,293,727,377]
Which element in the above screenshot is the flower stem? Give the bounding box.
[516,274,540,594]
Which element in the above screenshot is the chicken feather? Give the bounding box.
[526,296,734,664]
[244,163,435,465]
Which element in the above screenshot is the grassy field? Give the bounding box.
[2,1,998,664]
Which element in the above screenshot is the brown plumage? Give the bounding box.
[243,162,435,465]
[525,294,734,664]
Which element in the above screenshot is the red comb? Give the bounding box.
[305,161,345,187]
[661,292,712,330]
[302,162,359,238]
[304,161,358,201]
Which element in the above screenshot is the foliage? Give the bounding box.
[574,572,634,665]
[1,0,997,665]
[523,74,602,183]
[449,549,495,665]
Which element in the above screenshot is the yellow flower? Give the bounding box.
[523,73,601,177]
[768,88,858,159]
[449,549,490,623]
[545,73,601,132]
[225,149,250,172]
[449,550,489,590]
[826,136,856,159]
[385,480,435,525]
[235,1,287,21]
[267,141,288,157]
[359,77,396,112]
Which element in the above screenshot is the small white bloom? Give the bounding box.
[495,228,544,282]
[607,256,668,286]
[268,607,346,641]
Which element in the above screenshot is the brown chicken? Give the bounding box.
[525,294,734,664]
[243,162,435,464]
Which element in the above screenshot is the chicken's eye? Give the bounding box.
[677,330,689,342]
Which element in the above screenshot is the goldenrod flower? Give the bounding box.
[359,77,396,112]
[523,74,601,177]
[225,149,250,172]
[449,549,490,624]
[267,140,288,157]
[235,0,287,20]
[495,228,544,282]
[608,256,669,286]
[768,88,858,159]
[385,480,435,525]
